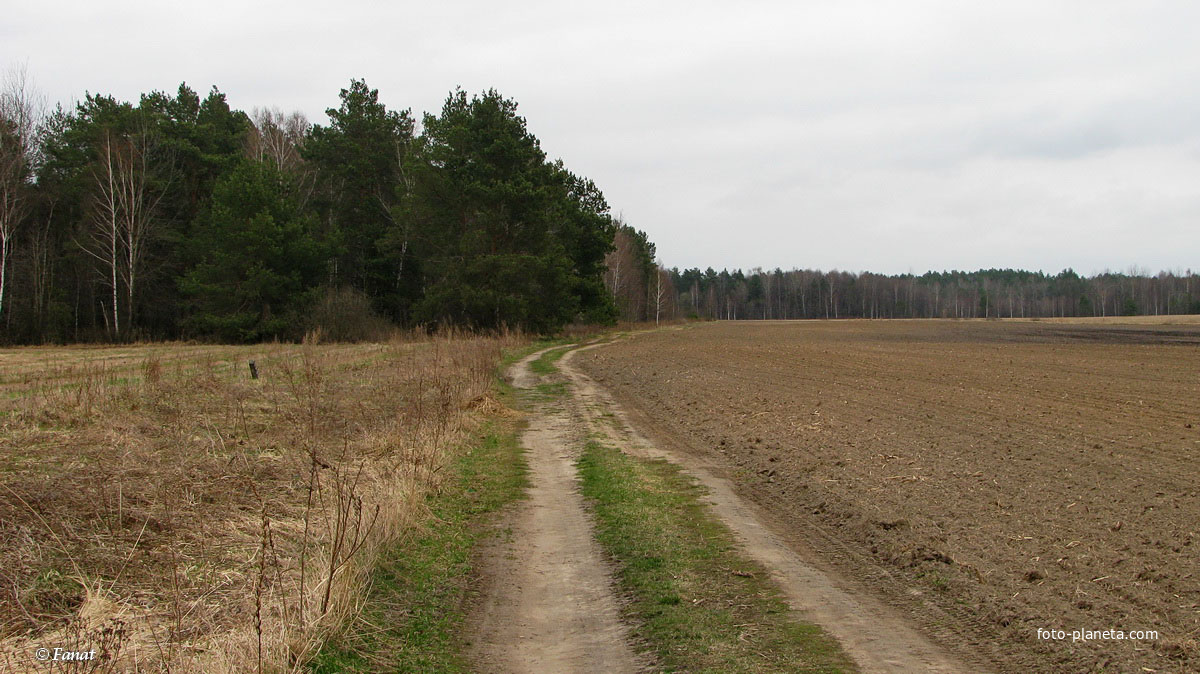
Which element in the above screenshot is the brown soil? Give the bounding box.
[467,348,643,673]
[574,320,1200,673]
[560,345,975,673]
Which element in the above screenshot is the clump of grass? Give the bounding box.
[533,381,568,398]
[578,440,856,673]
[529,345,570,375]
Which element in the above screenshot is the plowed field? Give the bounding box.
[575,319,1200,673]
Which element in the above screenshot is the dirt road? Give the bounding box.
[471,339,1000,672]
[467,348,642,673]
[559,342,977,674]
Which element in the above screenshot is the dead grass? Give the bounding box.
[0,330,525,672]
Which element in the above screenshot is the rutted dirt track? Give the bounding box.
[467,349,642,673]
[574,320,1200,673]
[473,343,979,673]
[560,344,974,673]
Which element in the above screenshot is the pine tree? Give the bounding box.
[409,89,586,332]
[180,160,326,341]
[304,79,416,319]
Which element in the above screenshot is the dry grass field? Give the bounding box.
[0,333,522,672]
[577,318,1200,673]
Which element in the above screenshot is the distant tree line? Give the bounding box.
[667,267,1200,321]
[0,72,619,343]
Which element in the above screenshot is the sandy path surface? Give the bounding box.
[467,348,643,674]
[560,342,979,674]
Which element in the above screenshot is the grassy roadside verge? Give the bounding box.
[309,343,548,673]
[310,420,527,673]
[578,439,857,673]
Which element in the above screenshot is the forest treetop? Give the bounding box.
[0,77,626,342]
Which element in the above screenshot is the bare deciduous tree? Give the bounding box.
[247,108,316,217]
[81,132,122,336]
[652,264,675,326]
[603,233,626,300]
[246,107,309,173]
[76,126,167,338]
[0,65,40,321]
[27,197,55,331]
[117,127,166,331]
[605,225,647,321]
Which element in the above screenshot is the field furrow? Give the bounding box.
[576,320,1200,673]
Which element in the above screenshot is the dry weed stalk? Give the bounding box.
[0,331,524,672]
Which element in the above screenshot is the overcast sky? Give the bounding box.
[5,1,1198,275]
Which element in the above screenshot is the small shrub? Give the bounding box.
[306,287,394,342]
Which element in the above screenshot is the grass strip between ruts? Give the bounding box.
[578,439,857,673]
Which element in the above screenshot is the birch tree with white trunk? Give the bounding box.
[76,126,167,338]
[80,132,122,336]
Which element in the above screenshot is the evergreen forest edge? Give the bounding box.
[0,76,1197,345]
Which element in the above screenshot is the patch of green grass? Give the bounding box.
[495,339,569,399]
[310,419,528,673]
[497,339,554,376]
[529,345,570,375]
[533,381,568,398]
[918,570,951,592]
[578,440,856,673]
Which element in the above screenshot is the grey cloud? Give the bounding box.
[3,0,1198,276]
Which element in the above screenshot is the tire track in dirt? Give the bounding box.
[559,343,978,674]
[467,348,643,674]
